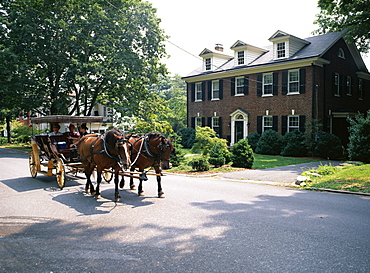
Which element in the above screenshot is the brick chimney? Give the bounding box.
[215,43,223,52]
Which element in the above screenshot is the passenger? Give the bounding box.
[66,124,80,138]
[79,123,89,137]
[49,123,63,136]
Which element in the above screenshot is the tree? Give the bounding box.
[314,0,370,53]
[347,110,370,163]
[231,138,254,168]
[0,0,167,117]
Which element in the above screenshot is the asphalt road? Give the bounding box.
[0,148,369,272]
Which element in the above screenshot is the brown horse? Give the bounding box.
[120,132,174,198]
[77,129,130,202]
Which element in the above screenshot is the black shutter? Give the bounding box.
[282,116,287,135]
[272,116,278,132]
[257,75,262,96]
[191,117,195,129]
[273,72,278,95]
[201,82,205,101]
[299,68,306,93]
[282,71,288,95]
[219,117,222,138]
[299,115,306,132]
[244,76,249,95]
[201,117,205,127]
[207,81,212,100]
[219,80,223,99]
[231,78,235,96]
[190,83,195,102]
[257,116,262,134]
[208,117,212,127]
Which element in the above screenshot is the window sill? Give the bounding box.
[287,92,300,95]
[235,94,245,97]
[211,98,220,101]
[195,100,203,102]
[262,94,273,97]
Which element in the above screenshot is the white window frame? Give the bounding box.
[235,77,245,96]
[263,73,273,96]
[205,58,211,70]
[195,82,202,101]
[277,42,286,58]
[237,51,245,65]
[212,80,220,100]
[288,70,299,94]
[288,116,299,132]
[334,73,340,97]
[263,116,273,132]
[346,76,352,96]
[212,117,220,137]
[338,48,345,59]
[195,117,202,127]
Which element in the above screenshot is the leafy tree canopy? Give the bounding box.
[0,0,167,117]
[314,0,370,53]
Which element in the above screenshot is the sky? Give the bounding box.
[147,0,370,77]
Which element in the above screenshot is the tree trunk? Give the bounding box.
[6,116,11,143]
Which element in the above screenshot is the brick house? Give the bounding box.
[182,30,370,146]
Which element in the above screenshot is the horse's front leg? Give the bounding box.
[95,171,102,199]
[155,167,164,198]
[114,171,121,202]
[129,167,136,190]
[85,168,95,195]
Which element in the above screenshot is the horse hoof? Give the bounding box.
[138,192,144,196]
[115,197,121,202]
[158,192,165,198]
[95,194,102,199]
[130,186,136,190]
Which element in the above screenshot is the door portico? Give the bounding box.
[230,108,249,145]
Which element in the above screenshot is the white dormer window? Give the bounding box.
[205,58,211,70]
[277,42,286,58]
[237,51,245,65]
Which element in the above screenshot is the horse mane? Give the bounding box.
[145,132,166,140]
[105,129,125,145]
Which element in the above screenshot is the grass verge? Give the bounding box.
[302,163,370,193]
[0,143,32,152]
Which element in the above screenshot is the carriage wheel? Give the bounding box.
[102,169,113,183]
[29,151,38,178]
[56,159,66,189]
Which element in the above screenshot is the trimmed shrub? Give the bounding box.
[169,133,185,167]
[188,157,210,171]
[315,132,344,159]
[208,143,226,167]
[281,131,308,157]
[347,110,370,163]
[231,138,254,168]
[256,130,283,155]
[178,127,195,148]
[247,131,260,151]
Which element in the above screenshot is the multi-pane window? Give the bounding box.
[195,82,202,101]
[212,117,220,137]
[237,51,245,65]
[195,117,202,127]
[263,73,273,95]
[236,77,244,95]
[212,80,219,100]
[288,116,299,132]
[347,76,352,95]
[277,42,286,58]
[205,58,211,70]
[334,73,340,96]
[288,70,299,93]
[263,116,273,132]
[359,79,363,100]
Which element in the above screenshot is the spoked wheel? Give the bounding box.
[102,168,113,183]
[29,151,37,178]
[56,159,66,189]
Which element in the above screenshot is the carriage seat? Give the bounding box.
[49,135,72,158]
[34,135,53,159]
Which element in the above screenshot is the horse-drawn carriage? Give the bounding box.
[29,115,174,201]
[29,115,105,189]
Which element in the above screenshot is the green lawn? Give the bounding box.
[303,163,370,193]
[252,154,319,169]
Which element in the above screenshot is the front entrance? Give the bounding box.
[230,109,249,145]
[235,121,244,143]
